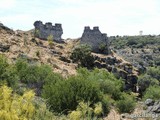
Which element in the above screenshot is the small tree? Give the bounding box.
[116,93,136,113]
[47,35,54,48]
[99,43,107,53]
[70,44,94,68]
[34,29,40,38]
[143,85,160,100]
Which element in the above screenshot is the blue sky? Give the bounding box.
[0,0,160,38]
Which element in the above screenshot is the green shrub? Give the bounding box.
[2,65,19,88]
[0,55,19,88]
[16,58,53,84]
[44,71,63,85]
[15,58,28,79]
[116,93,136,113]
[99,43,107,53]
[147,67,160,81]
[0,54,9,79]
[47,35,54,47]
[69,101,105,120]
[15,58,55,95]
[111,35,160,48]
[143,85,160,100]
[77,68,124,100]
[138,74,159,93]
[154,57,160,66]
[70,44,94,68]
[127,38,138,46]
[42,68,124,115]
[34,29,40,38]
[42,76,102,114]
[33,97,56,120]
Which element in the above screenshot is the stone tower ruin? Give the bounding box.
[81,26,109,54]
[34,21,63,42]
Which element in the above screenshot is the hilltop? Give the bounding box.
[0,23,139,90]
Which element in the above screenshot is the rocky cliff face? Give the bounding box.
[92,52,139,91]
[34,21,63,42]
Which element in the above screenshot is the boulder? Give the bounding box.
[59,56,71,63]
[94,61,102,68]
[0,44,10,52]
[127,74,138,85]
[119,69,128,79]
[145,99,154,106]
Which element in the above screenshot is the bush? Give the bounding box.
[47,35,54,47]
[0,55,19,88]
[33,97,56,120]
[127,38,138,46]
[0,85,57,120]
[147,67,160,81]
[15,58,55,95]
[0,54,9,79]
[0,85,35,119]
[42,75,103,114]
[77,68,124,100]
[99,43,108,53]
[138,74,159,94]
[69,101,104,120]
[16,58,52,84]
[42,68,124,115]
[70,44,94,68]
[111,35,160,49]
[154,57,160,66]
[2,65,19,88]
[116,93,136,113]
[143,85,160,100]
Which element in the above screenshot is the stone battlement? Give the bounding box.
[34,21,63,41]
[81,26,110,54]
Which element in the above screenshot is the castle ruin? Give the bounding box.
[81,26,109,54]
[34,21,63,42]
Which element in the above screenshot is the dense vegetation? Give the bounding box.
[70,44,94,68]
[0,85,55,120]
[138,66,160,99]
[0,54,138,119]
[111,35,160,49]
[0,41,159,119]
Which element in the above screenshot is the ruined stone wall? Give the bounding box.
[81,26,109,54]
[34,21,63,41]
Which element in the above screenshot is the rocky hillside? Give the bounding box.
[110,36,160,73]
[0,23,140,91]
[0,23,78,77]
[1,23,160,120]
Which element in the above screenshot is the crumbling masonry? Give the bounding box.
[81,26,109,54]
[34,21,63,42]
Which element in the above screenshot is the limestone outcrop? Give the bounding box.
[34,21,63,42]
